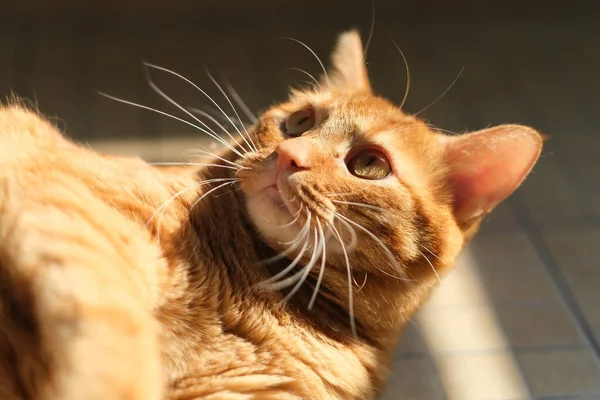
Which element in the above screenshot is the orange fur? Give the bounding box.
[0,31,543,399]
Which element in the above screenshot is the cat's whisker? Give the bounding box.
[328,220,357,337]
[287,195,297,204]
[331,200,387,213]
[188,148,246,170]
[142,66,251,155]
[279,227,323,301]
[149,161,246,171]
[333,212,415,282]
[148,178,238,224]
[96,91,245,159]
[424,124,461,137]
[308,219,327,310]
[189,180,241,211]
[272,204,304,229]
[415,68,464,116]
[257,225,312,287]
[420,244,444,285]
[357,271,368,291]
[391,39,411,110]
[419,249,442,286]
[149,178,239,248]
[187,107,243,145]
[223,79,259,125]
[205,69,259,152]
[421,244,443,262]
[287,67,321,89]
[283,37,330,86]
[260,210,311,264]
[188,106,242,128]
[143,63,254,155]
[278,216,311,246]
[362,0,376,62]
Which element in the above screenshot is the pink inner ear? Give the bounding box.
[444,125,543,225]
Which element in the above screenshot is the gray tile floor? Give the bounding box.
[3,10,599,399]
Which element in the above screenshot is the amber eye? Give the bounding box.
[347,149,392,180]
[283,109,315,137]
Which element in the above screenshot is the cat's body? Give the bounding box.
[0,31,543,399]
[0,105,392,400]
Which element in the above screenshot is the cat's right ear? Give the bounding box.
[323,30,372,93]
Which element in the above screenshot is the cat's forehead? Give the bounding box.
[282,90,417,137]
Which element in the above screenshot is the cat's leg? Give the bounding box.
[0,174,165,400]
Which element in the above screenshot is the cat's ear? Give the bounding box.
[442,125,543,227]
[323,30,372,93]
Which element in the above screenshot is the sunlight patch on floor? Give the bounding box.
[382,249,531,400]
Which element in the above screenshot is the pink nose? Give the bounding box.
[275,138,316,171]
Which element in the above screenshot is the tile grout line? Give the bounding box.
[509,193,600,363]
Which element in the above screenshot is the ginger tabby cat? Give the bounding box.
[0,30,543,399]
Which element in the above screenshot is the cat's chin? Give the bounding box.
[246,185,302,245]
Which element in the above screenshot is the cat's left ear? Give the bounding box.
[323,30,372,93]
[442,125,544,228]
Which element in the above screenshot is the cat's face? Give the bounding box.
[239,91,450,281]
[236,31,542,325]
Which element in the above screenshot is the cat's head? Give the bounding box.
[236,30,542,335]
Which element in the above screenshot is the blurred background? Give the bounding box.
[2,1,599,399]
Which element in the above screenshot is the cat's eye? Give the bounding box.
[346,149,392,180]
[283,109,315,137]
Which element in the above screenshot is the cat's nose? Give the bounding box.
[275,138,317,172]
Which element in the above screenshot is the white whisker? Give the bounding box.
[415,68,464,116]
[280,227,323,300]
[357,271,368,291]
[363,0,376,62]
[143,63,254,154]
[334,212,414,282]
[420,248,442,286]
[257,229,311,287]
[150,161,245,171]
[391,39,411,110]
[283,37,330,86]
[148,178,237,224]
[96,91,245,158]
[287,67,321,89]
[149,178,238,248]
[189,180,240,211]
[146,67,251,152]
[260,211,311,264]
[205,69,259,152]
[223,79,259,125]
[188,107,242,142]
[143,66,251,154]
[187,148,246,169]
[272,204,304,229]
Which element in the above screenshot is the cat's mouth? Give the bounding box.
[259,174,299,219]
